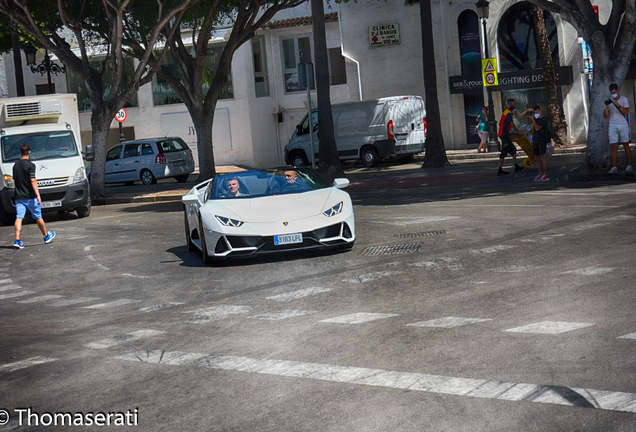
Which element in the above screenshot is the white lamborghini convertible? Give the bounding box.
[182,167,355,264]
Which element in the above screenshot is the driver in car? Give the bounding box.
[224,177,245,197]
[280,170,306,191]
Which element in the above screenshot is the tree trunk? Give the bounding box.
[579,68,613,173]
[420,0,449,168]
[89,111,111,202]
[192,110,217,181]
[532,5,568,147]
[11,24,24,97]
[311,0,344,182]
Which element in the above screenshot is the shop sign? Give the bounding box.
[369,24,400,47]
[449,66,574,94]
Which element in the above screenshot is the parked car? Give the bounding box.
[89,137,195,185]
[285,95,427,168]
[182,167,355,264]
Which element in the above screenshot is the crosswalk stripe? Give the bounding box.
[17,295,65,303]
[47,297,101,307]
[184,305,252,324]
[247,310,317,321]
[82,299,141,309]
[0,278,12,284]
[0,356,58,373]
[617,333,636,339]
[320,313,400,324]
[267,287,333,302]
[0,285,22,292]
[505,321,595,335]
[85,330,165,349]
[407,317,491,328]
[343,271,400,283]
[0,291,35,300]
[112,350,636,413]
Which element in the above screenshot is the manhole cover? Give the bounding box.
[360,243,424,256]
[395,230,446,239]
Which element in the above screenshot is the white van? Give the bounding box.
[285,96,426,168]
[0,94,91,225]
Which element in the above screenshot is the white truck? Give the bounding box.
[0,93,93,226]
[285,96,427,168]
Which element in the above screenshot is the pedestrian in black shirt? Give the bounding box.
[12,143,56,249]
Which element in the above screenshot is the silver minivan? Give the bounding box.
[100,137,195,185]
[285,96,427,168]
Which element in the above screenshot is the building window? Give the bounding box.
[66,56,138,112]
[252,36,270,97]
[280,35,314,93]
[328,48,347,86]
[497,2,559,72]
[153,44,234,106]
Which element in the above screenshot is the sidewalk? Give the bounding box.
[101,143,634,204]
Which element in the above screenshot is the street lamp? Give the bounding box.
[476,0,500,153]
[24,44,65,94]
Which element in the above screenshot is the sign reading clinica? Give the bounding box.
[369,24,400,47]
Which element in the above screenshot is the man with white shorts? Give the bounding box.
[12,143,56,249]
[603,83,632,173]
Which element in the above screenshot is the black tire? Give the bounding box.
[290,151,308,167]
[175,174,190,183]
[125,181,135,186]
[140,169,157,185]
[199,214,214,265]
[76,197,91,218]
[184,210,197,252]
[361,147,379,168]
[0,207,15,226]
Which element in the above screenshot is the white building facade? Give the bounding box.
[1,0,634,168]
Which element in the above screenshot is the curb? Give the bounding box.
[565,172,636,182]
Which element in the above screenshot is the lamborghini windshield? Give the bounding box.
[211,167,332,200]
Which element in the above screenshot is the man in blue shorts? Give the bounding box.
[12,143,55,249]
[603,83,632,173]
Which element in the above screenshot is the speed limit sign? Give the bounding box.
[115,108,127,123]
[485,72,496,85]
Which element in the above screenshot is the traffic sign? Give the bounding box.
[482,58,498,86]
[115,108,127,123]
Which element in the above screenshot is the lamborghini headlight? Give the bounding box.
[73,166,87,183]
[3,174,14,188]
[323,202,343,217]
[215,215,244,227]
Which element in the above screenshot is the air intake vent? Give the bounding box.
[6,102,41,118]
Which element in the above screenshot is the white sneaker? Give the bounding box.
[540,175,549,182]
[533,175,541,182]
[626,165,634,172]
[609,167,619,174]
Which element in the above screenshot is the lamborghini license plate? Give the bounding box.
[274,233,302,245]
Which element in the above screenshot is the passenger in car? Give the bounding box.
[224,177,246,197]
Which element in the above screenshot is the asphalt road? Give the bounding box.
[1,154,636,431]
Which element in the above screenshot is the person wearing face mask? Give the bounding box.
[525,106,551,181]
[603,83,632,173]
[497,98,524,175]
[476,106,489,153]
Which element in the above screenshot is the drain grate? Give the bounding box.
[395,230,446,239]
[360,242,424,256]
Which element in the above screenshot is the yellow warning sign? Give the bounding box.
[482,58,498,86]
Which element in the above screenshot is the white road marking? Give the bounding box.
[139,302,184,312]
[184,305,252,324]
[320,313,400,324]
[412,257,462,270]
[0,291,35,300]
[407,317,492,328]
[562,267,616,276]
[505,321,595,335]
[113,350,636,413]
[468,245,515,254]
[87,255,110,271]
[0,356,58,373]
[572,223,610,231]
[608,215,635,221]
[248,310,317,321]
[0,285,22,292]
[17,295,65,303]
[267,287,333,302]
[528,189,636,196]
[487,265,543,273]
[121,273,151,279]
[0,278,12,284]
[343,271,400,283]
[520,234,565,243]
[617,333,636,340]
[82,299,141,309]
[84,330,165,349]
[47,297,101,307]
